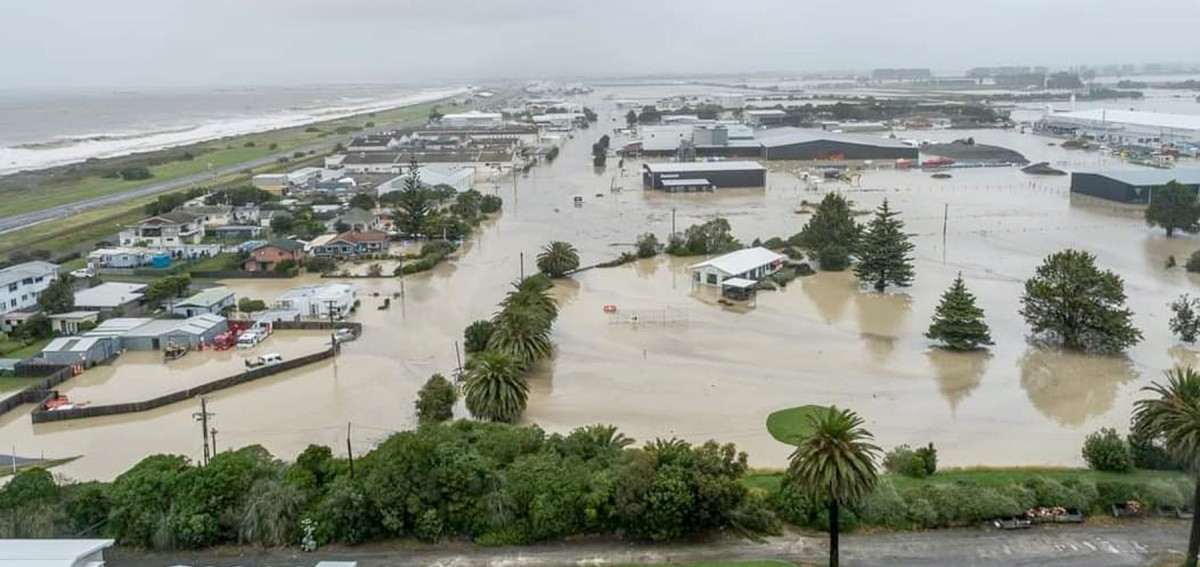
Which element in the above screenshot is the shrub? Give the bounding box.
[914,443,938,476]
[1187,249,1200,273]
[420,240,455,257]
[1139,480,1185,510]
[1061,479,1099,511]
[238,298,267,312]
[905,497,938,527]
[306,257,336,274]
[997,483,1037,511]
[414,509,443,542]
[1023,476,1088,511]
[480,194,503,214]
[636,233,659,258]
[856,480,909,529]
[818,245,850,271]
[883,445,929,478]
[1081,427,1132,472]
[959,487,1022,521]
[274,259,296,274]
[118,166,153,181]
[770,477,822,528]
[415,374,457,424]
[1095,480,1143,508]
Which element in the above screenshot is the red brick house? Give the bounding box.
[244,239,307,271]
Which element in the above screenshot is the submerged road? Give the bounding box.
[111,521,1188,566]
[0,89,515,235]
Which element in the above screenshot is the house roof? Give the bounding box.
[47,311,100,321]
[336,208,378,226]
[74,282,147,308]
[0,261,57,287]
[309,234,338,248]
[277,283,356,301]
[264,238,306,252]
[1076,168,1200,187]
[174,287,234,309]
[140,211,202,225]
[333,230,388,244]
[689,247,786,276]
[643,161,766,173]
[756,127,913,149]
[0,539,114,567]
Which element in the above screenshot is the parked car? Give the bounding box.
[245,353,283,368]
[333,328,356,342]
[70,268,95,278]
[236,330,263,349]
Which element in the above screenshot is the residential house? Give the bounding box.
[48,311,101,335]
[0,260,58,317]
[330,208,381,232]
[244,239,307,271]
[688,247,786,286]
[186,205,233,227]
[310,231,388,256]
[273,284,357,319]
[87,248,156,269]
[170,287,236,317]
[214,225,265,241]
[118,211,205,249]
[74,282,148,315]
[1,309,41,334]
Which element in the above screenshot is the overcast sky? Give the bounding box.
[2,0,1198,89]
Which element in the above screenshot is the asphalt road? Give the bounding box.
[109,521,1190,567]
[0,89,513,235]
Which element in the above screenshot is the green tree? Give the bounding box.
[636,233,660,258]
[794,193,862,258]
[1146,181,1200,237]
[463,319,496,353]
[349,193,376,211]
[270,212,294,234]
[395,159,431,236]
[536,241,580,278]
[1081,427,1133,472]
[625,109,638,126]
[144,275,191,305]
[238,297,267,312]
[925,273,992,350]
[463,350,529,423]
[786,407,880,567]
[429,106,443,122]
[1133,367,1200,567]
[488,308,552,366]
[479,194,503,214]
[1172,294,1200,343]
[37,275,75,315]
[667,218,740,256]
[415,373,457,423]
[854,199,914,292]
[1019,249,1142,353]
[239,476,302,547]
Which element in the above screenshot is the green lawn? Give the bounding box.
[0,337,52,360]
[186,253,238,272]
[0,375,37,393]
[765,405,832,446]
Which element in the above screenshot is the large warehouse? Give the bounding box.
[1038,109,1200,148]
[1070,169,1200,204]
[642,161,767,190]
[757,128,918,161]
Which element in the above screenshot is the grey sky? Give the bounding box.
[2,0,1198,89]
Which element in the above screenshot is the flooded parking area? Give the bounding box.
[5,87,1200,481]
[53,331,332,405]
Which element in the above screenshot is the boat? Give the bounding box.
[931,172,952,179]
[163,342,188,362]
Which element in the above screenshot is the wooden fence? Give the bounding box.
[31,348,336,423]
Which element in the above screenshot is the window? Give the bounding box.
[7,283,15,292]
[9,299,15,307]
[706,273,718,285]
[21,278,32,285]
[35,276,43,282]
[693,271,700,282]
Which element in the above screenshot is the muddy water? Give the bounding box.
[5,89,1200,480]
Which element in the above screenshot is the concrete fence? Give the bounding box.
[0,364,75,418]
[31,348,336,423]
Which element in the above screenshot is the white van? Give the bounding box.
[245,353,283,368]
[236,331,262,349]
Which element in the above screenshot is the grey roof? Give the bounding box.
[644,161,766,173]
[336,208,377,226]
[756,127,913,149]
[0,261,57,287]
[74,282,147,308]
[42,336,104,353]
[123,314,225,338]
[174,287,234,309]
[84,317,153,337]
[141,211,202,225]
[1076,169,1200,186]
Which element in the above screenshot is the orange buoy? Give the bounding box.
[603,305,617,313]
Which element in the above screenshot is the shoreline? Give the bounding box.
[0,86,469,177]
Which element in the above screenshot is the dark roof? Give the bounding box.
[1075,168,1200,186]
[141,211,202,225]
[265,239,306,252]
[756,127,913,149]
[335,230,387,244]
[344,152,402,165]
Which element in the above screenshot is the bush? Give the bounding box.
[414,509,443,542]
[274,259,296,274]
[1187,249,1200,273]
[883,445,929,478]
[118,166,153,181]
[905,497,938,527]
[480,194,503,214]
[857,480,909,530]
[818,245,850,271]
[420,240,455,257]
[1140,480,1185,510]
[914,443,938,476]
[306,257,336,274]
[238,297,267,312]
[415,374,457,424]
[1081,427,1133,472]
[636,233,659,258]
[1023,476,1088,511]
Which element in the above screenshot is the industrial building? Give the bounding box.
[1069,169,1200,204]
[74,282,147,315]
[636,123,760,158]
[274,284,357,319]
[1038,109,1200,148]
[757,128,917,161]
[33,335,119,366]
[642,161,767,190]
[116,314,228,350]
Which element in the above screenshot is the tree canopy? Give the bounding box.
[854,199,915,292]
[1019,249,1141,353]
[37,275,75,315]
[1146,181,1199,237]
[926,274,992,350]
[536,241,580,278]
[793,192,861,258]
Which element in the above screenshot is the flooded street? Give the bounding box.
[4,86,1200,480]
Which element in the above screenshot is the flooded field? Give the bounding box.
[4,87,1200,481]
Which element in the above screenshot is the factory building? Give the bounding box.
[642,161,767,191]
[757,128,917,161]
[1069,169,1200,204]
[1038,110,1200,148]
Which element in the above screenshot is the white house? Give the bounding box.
[274,283,357,319]
[74,282,148,314]
[0,261,58,315]
[118,211,206,249]
[88,248,155,269]
[688,247,786,286]
[440,111,504,127]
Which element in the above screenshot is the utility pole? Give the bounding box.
[942,203,949,264]
[346,422,355,478]
[192,397,213,466]
[325,299,338,358]
[453,340,463,382]
[210,427,218,457]
[519,252,525,280]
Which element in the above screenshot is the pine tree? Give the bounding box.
[854,199,915,292]
[926,273,993,350]
[395,157,430,236]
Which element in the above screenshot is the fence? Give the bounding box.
[190,270,297,279]
[31,348,336,423]
[0,364,74,418]
[270,321,364,333]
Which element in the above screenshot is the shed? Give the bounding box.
[0,539,114,567]
[1070,169,1200,204]
[757,128,917,161]
[170,287,236,317]
[689,247,786,286]
[119,314,229,351]
[33,336,117,366]
[48,311,101,335]
[660,178,713,193]
[642,161,766,190]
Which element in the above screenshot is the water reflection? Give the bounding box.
[926,349,991,412]
[1168,345,1200,369]
[801,271,856,325]
[1019,348,1138,426]
[634,256,660,279]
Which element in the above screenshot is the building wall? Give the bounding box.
[645,168,766,189]
[764,140,918,161]
[0,265,57,315]
[1070,173,1200,204]
[245,247,306,271]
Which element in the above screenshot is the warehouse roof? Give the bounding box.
[74,282,146,308]
[174,287,234,309]
[689,247,786,276]
[42,337,104,353]
[84,318,153,337]
[123,314,225,338]
[1046,109,1200,132]
[1076,168,1200,186]
[757,128,913,149]
[643,161,766,173]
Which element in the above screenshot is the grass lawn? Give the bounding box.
[0,337,52,360]
[765,405,832,446]
[0,375,37,393]
[187,253,238,272]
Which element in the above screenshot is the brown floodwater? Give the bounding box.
[4,87,1200,480]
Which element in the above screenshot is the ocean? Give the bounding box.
[0,84,467,176]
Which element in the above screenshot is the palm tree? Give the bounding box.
[487,307,552,365]
[500,278,558,327]
[787,407,880,567]
[463,350,528,423]
[1133,366,1200,567]
[536,241,580,278]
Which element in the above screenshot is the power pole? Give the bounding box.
[346,422,355,478]
[671,208,677,238]
[453,340,463,382]
[192,397,213,466]
[210,427,218,457]
[519,252,525,280]
[942,203,949,264]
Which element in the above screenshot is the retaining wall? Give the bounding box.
[31,348,336,423]
[0,365,74,417]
